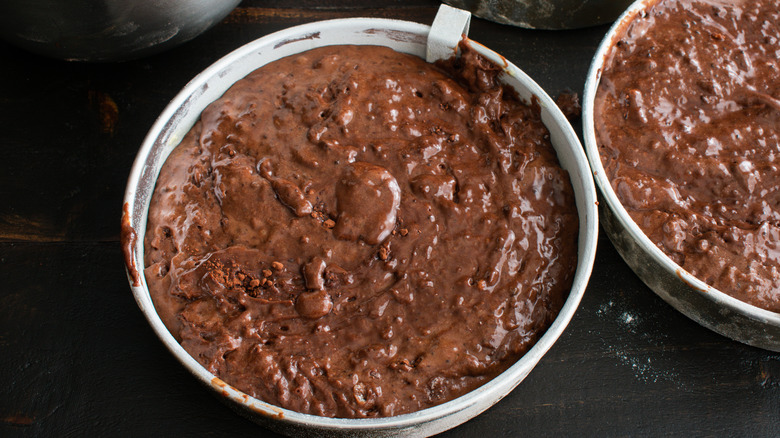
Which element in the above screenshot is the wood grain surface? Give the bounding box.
[1,1,778,436]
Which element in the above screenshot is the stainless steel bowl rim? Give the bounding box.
[125,17,599,433]
[582,0,780,328]
[0,0,242,61]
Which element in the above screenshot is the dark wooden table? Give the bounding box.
[1,1,778,436]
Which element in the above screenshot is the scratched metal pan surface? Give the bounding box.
[444,0,634,29]
[122,17,599,437]
[582,0,780,351]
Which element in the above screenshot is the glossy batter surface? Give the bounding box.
[144,44,578,417]
[595,0,780,312]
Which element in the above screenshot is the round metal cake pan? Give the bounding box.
[582,0,780,351]
[123,17,599,436]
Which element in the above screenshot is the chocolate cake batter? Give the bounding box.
[595,0,780,312]
[144,44,579,417]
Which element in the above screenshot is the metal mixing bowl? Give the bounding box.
[0,0,241,61]
[123,16,599,436]
[444,0,634,29]
[582,0,780,351]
